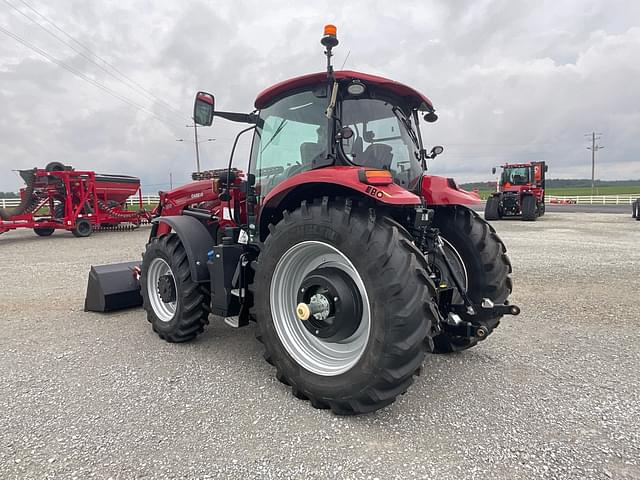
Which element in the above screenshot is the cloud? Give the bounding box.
[0,0,639,193]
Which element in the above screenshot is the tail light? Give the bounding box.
[359,169,393,186]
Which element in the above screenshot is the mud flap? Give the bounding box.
[84,261,142,312]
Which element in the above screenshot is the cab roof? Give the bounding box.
[254,70,434,111]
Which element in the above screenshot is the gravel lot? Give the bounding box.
[1,213,638,480]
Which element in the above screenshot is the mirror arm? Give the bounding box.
[412,110,428,170]
[214,111,258,125]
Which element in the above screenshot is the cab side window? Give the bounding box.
[251,90,327,199]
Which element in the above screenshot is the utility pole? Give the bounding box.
[169,172,173,190]
[585,132,604,195]
[176,130,215,173]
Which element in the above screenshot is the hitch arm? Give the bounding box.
[449,299,521,321]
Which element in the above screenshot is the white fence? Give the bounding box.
[549,195,638,205]
[2,194,638,209]
[0,195,161,208]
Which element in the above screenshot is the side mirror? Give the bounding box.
[544,165,548,172]
[492,167,497,175]
[427,145,444,159]
[431,145,444,156]
[194,91,215,126]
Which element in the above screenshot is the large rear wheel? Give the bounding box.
[430,206,513,353]
[253,197,438,415]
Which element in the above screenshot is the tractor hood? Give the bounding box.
[254,70,434,111]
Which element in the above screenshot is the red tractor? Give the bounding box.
[484,161,548,221]
[86,26,519,414]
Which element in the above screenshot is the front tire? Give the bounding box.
[521,195,537,221]
[484,196,501,221]
[430,206,513,353]
[140,234,210,342]
[253,198,438,415]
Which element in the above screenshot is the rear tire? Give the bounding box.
[430,206,513,353]
[140,234,210,342]
[253,197,437,415]
[521,195,537,221]
[71,218,92,237]
[484,196,501,221]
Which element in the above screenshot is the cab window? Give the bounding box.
[251,90,327,199]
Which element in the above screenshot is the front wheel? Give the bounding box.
[430,206,513,353]
[253,197,438,415]
[484,196,501,221]
[521,195,537,221]
[140,234,210,342]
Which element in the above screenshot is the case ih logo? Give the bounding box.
[190,192,204,199]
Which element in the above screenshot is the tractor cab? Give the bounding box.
[497,162,547,192]
[501,165,532,189]
[249,71,433,199]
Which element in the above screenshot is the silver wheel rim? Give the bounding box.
[147,257,177,322]
[270,241,371,376]
[435,238,468,303]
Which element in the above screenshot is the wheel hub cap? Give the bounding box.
[296,267,363,341]
[157,274,177,303]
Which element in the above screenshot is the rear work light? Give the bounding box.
[359,169,393,186]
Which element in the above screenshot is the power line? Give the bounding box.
[0,24,181,129]
[4,0,187,121]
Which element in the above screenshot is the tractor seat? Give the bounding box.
[358,144,393,170]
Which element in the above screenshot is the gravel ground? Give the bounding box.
[0,213,638,480]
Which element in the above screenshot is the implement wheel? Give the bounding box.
[430,206,513,353]
[253,197,437,415]
[34,220,55,237]
[140,234,210,342]
[72,218,92,237]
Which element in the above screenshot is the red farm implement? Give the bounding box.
[0,162,150,237]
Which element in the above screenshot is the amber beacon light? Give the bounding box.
[321,24,339,48]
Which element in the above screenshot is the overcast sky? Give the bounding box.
[1,0,639,193]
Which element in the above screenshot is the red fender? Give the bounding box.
[421,175,481,206]
[261,166,421,208]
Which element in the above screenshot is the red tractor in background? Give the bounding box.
[86,25,519,415]
[485,161,548,221]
